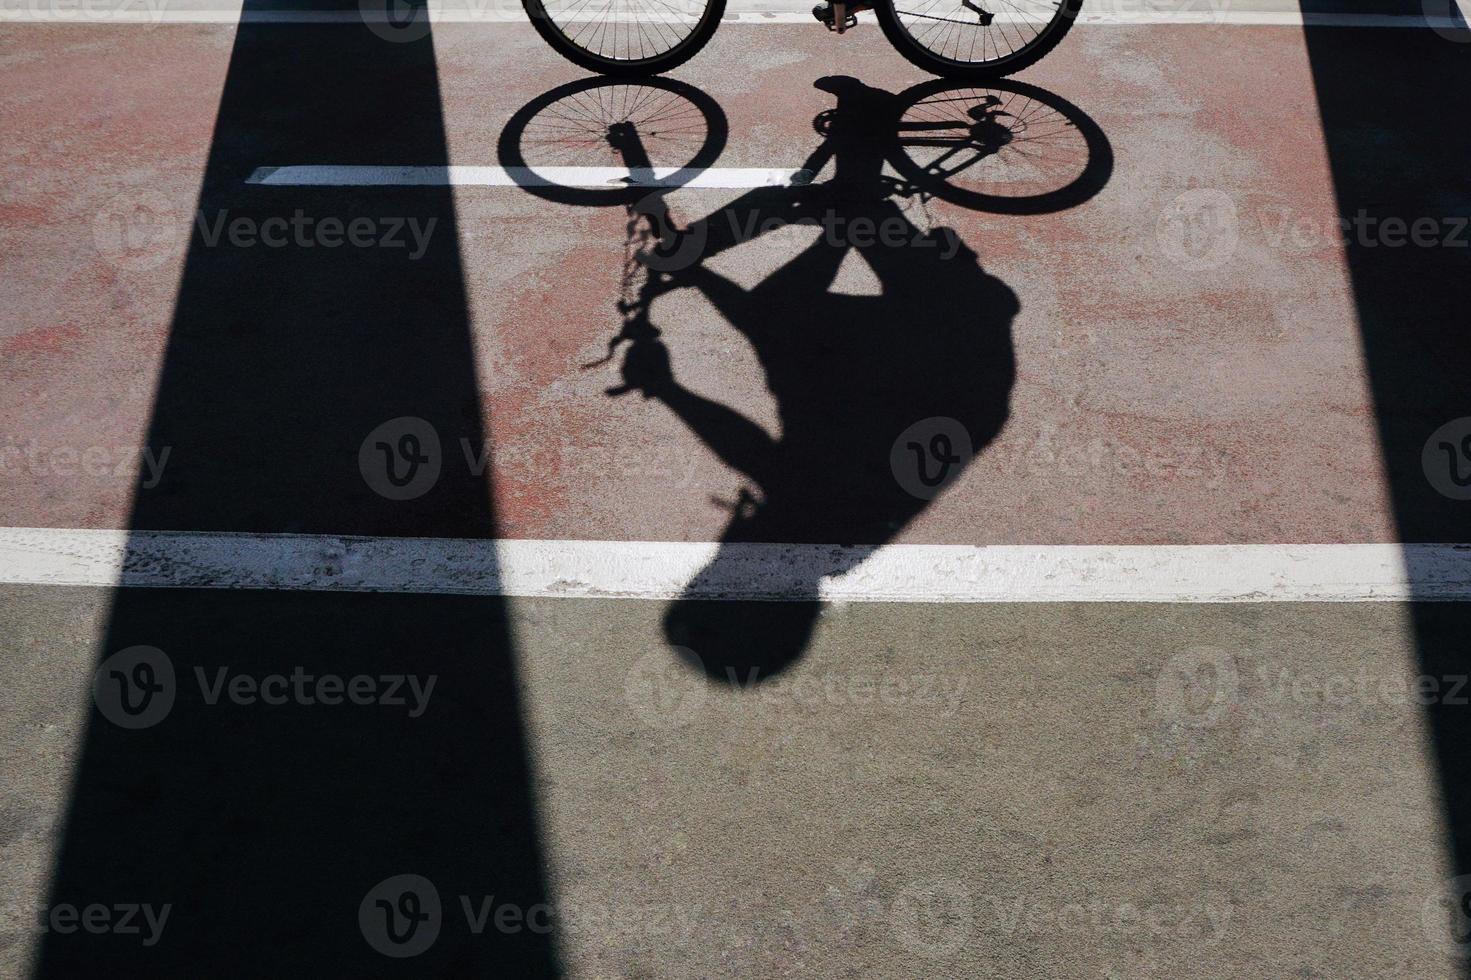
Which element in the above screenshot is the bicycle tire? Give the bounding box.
[875,0,1082,80]
[522,0,727,77]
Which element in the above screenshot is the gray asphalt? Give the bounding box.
[2,584,1463,977]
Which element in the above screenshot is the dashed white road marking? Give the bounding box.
[2,528,1469,602]
[246,165,811,189]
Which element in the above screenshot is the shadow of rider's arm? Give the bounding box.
[660,382,779,491]
[619,284,778,489]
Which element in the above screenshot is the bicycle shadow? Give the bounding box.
[502,74,1111,684]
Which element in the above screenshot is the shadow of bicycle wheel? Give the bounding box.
[887,77,1113,215]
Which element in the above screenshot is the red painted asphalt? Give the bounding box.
[0,20,1404,544]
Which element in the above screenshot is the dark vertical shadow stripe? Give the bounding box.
[36,4,560,974]
[1298,3,1471,962]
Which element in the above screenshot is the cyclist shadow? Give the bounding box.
[506,74,1111,684]
[628,76,1024,682]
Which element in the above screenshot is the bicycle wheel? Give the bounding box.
[875,0,1082,80]
[886,78,1111,214]
[522,0,726,76]
[497,77,728,206]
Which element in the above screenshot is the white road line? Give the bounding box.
[246,165,810,189]
[2,3,1467,27]
[2,528,1469,602]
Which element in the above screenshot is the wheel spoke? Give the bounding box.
[894,0,1066,66]
[540,0,711,63]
